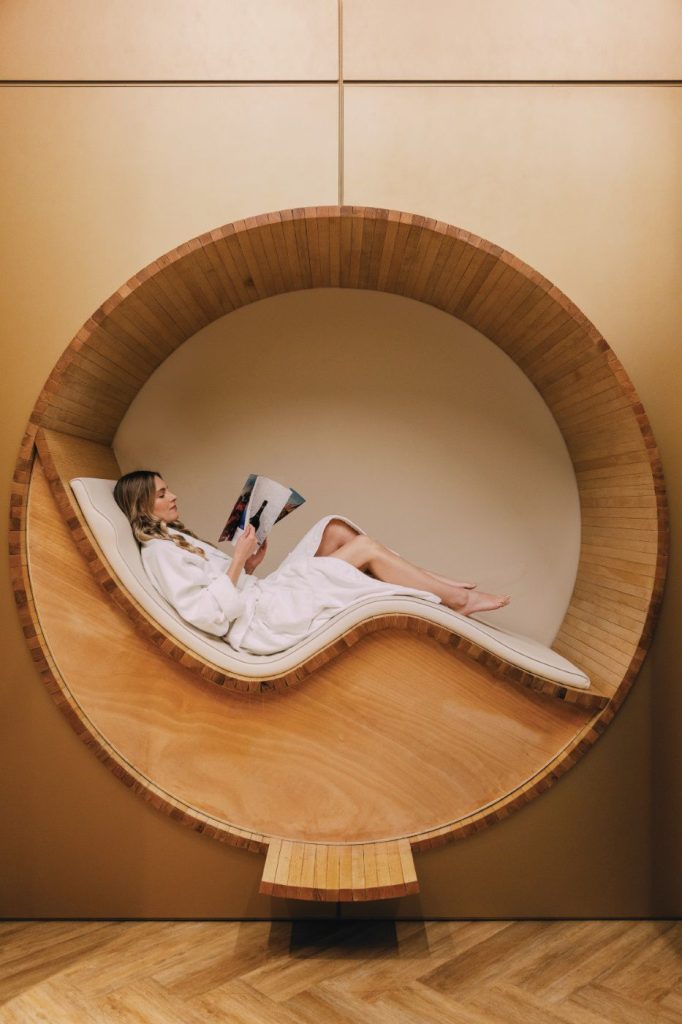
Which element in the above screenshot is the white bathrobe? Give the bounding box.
[141,515,441,656]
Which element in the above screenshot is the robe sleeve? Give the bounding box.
[141,539,245,637]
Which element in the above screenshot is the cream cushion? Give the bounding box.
[69,477,590,689]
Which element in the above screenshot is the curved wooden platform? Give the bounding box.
[25,456,595,899]
[10,207,668,900]
[35,426,603,709]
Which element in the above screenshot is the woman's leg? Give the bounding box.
[422,567,476,590]
[314,518,362,557]
[328,534,510,616]
[315,519,476,588]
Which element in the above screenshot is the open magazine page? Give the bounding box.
[219,475,305,546]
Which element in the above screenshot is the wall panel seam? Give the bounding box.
[1,80,680,87]
[338,0,344,205]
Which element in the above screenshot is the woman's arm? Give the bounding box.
[230,525,262,579]
[142,540,247,637]
[244,538,268,575]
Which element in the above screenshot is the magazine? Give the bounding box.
[218,474,305,546]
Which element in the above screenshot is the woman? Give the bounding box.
[114,471,510,656]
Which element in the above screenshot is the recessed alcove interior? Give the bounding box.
[113,287,581,646]
[14,208,667,901]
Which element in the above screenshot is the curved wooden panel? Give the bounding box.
[26,457,593,858]
[9,208,668,897]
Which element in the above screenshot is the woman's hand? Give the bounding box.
[228,525,260,584]
[245,537,268,574]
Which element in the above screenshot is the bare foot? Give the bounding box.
[462,591,510,616]
[442,586,510,615]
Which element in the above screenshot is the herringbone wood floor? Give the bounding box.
[0,920,680,1022]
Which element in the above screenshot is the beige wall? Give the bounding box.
[114,289,580,646]
[343,0,682,80]
[1,2,680,917]
[0,0,339,80]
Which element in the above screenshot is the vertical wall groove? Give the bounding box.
[338,0,345,204]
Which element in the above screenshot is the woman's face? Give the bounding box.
[152,476,178,522]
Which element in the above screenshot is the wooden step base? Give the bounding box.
[259,839,419,902]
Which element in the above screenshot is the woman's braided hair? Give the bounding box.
[113,470,209,559]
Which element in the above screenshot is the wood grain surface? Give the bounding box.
[1,920,680,1022]
[26,457,593,857]
[9,207,668,898]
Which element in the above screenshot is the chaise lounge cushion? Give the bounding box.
[69,477,590,689]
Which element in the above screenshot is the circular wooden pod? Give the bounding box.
[11,207,668,901]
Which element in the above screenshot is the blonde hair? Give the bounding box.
[113,470,208,559]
